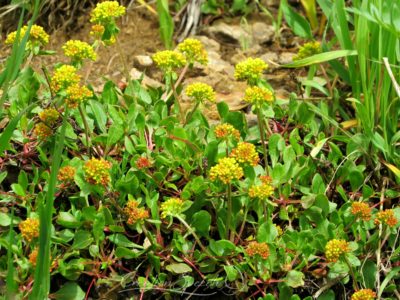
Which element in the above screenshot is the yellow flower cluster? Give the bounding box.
[5,25,49,45]
[51,65,81,92]
[246,241,270,259]
[249,182,274,200]
[374,209,398,227]
[57,166,76,183]
[152,50,187,72]
[90,24,105,37]
[90,1,126,25]
[177,38,208,65]
[230,142,259,166]
[19,218,39,242]
[351,202,372,221]
[351,289,376,300]
[29,248,39,266]
[243,86,274,106]
[325,239,350,262]
[65,84,93,108]
[160,198,184,218]
[83,158,112,186]
[185,82,216,103]
[124,200,149,225]
[209,157,244,184]
[275,224,283,236]
[234,58,268,84]
[63,40,97,62]
[34,123,52,140]
[214,123,240,140]
[39,108,59,125]
[293,41,322,61]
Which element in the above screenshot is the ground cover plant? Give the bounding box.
[0,0,399,299]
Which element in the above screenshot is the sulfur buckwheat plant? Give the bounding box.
[83,158,112,186]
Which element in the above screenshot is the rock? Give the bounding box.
[195,50,235,77]
[134,55,153,67]
[230,46,262,65]
[129,68,162,88]
[260,52,279,69]
[206,22,251,45]
[278,52,295,65]
[252,22,275,45]
[195,35,221,52]
[246,113,258,127]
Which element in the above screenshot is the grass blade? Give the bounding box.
[282,50,357,68]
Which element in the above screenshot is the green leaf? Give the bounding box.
[53,282,85,300]
[310,138,329,158]
[108,234,144,249]
[166,263,192,274]
[107,123,124,147]
[156,0,174,49]
[281,0,313,39]
[224,265,239,281]
[57,212,82,229]
[115,247,139,259]
[72,231,93,250]
[191,210,211,237]
[209,240,237,256]
[283,50,358,68]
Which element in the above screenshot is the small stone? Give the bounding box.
[279,52,296,65]
[260,52,279,68]
[195,51,235,77]
[194,35,221,52]
[252,22,275,45]
[129,68,162,88]
[134,55,153,67]
[206,22,251,45]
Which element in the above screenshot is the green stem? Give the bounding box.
[305,64,317,98]
[262,200,268,224]
[184,100,200,126]
[176,215,212,257]
[256,107,269,174]
[78,105,92,156]
[227,183,234,242]
[344,256,359,290]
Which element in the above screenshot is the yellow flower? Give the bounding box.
[34,123,52,139]
[243,86,274,106]
[38,108,59,126]
[51,65,81,92]
[57,166,76,183]
[374,209,398,227]
[249,183,274,200]
[65,84,93,108]
[83,158,112,186]
[185,82,215,103]
[5,25,49,46]
[275,224,283,236]
[29,248,39,266]
[214,123,240,141]
[63,40,97,62]
[230,142,260,166]
[246,241,270,259]
[351,202,372,221]
[351,289,376,300]
[19,218,39,242]
[160,197,184,218]
[124,200,149,225]
[90,1,126,24]
[152,50,186,72]
[293,41,322,61]
[325,239,350,262]
[234,58,268,84]
[177,38,208,65]
[209,157,244,184]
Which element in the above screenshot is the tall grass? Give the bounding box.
[317,0,400,172]
[0,0,40,298]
